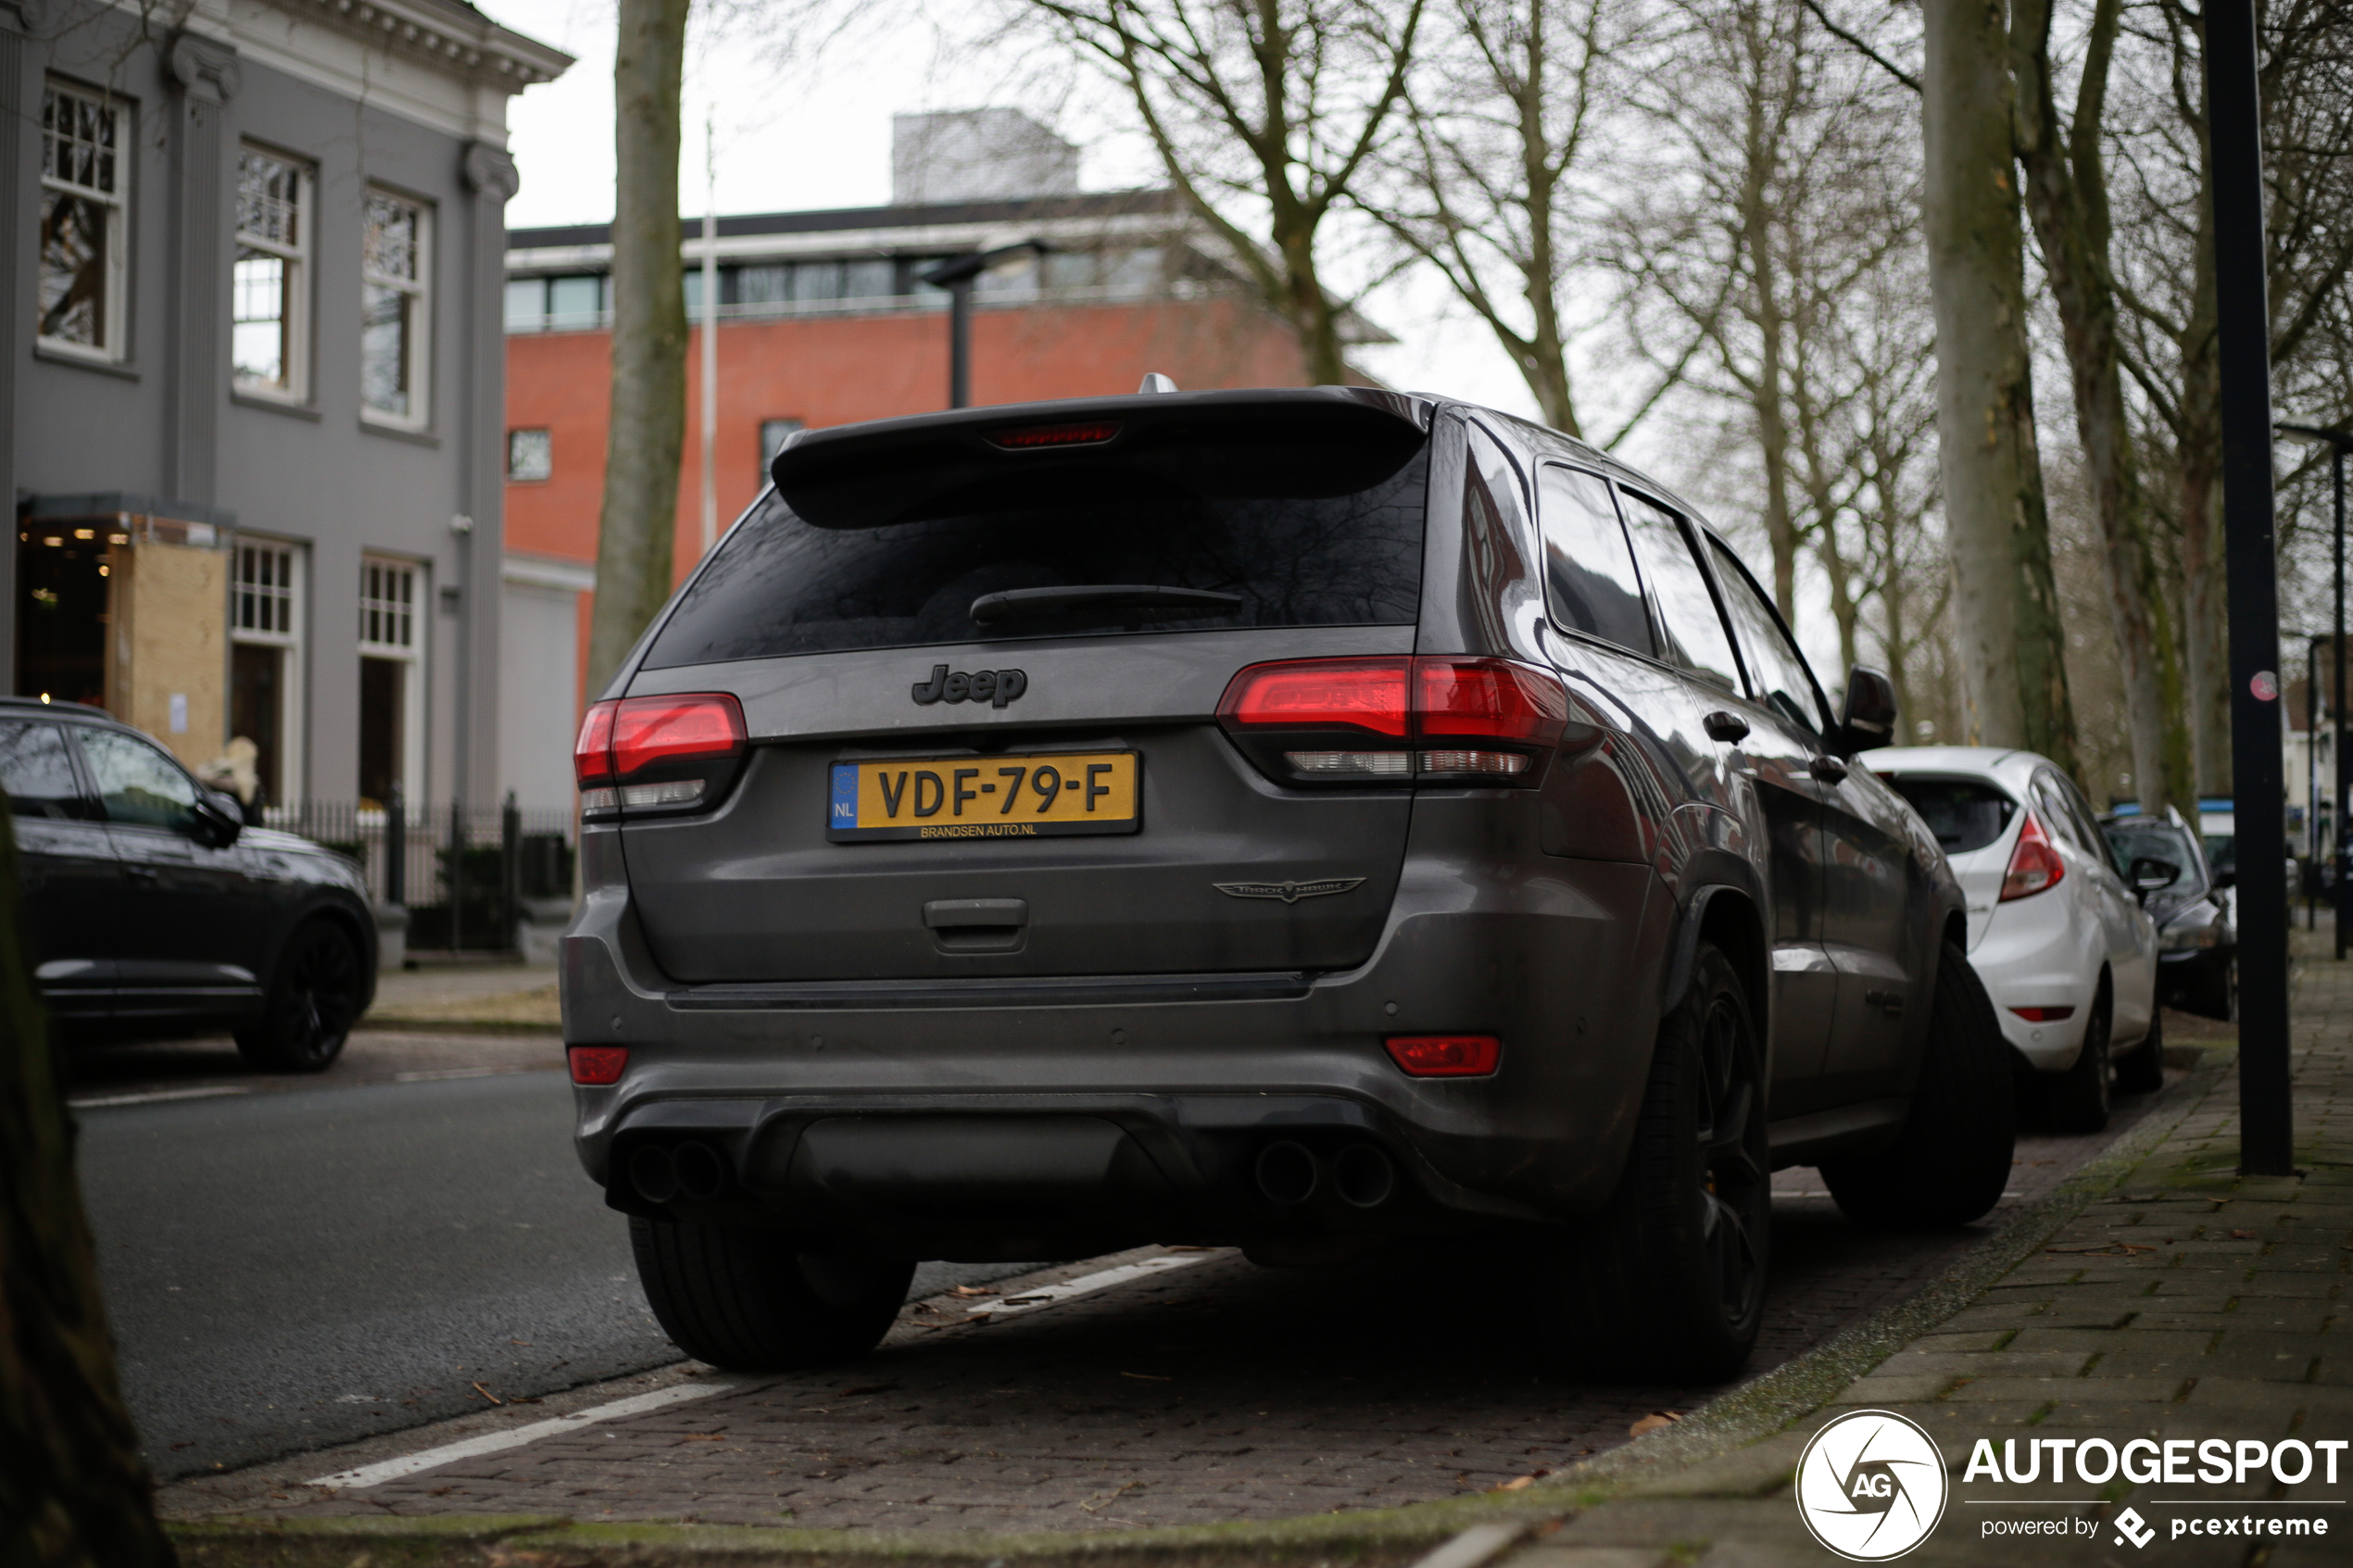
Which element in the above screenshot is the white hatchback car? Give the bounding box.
[1861,747,2164,1130]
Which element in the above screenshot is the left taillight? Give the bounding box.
[575,693,747,819]
[1217,656,1568,786]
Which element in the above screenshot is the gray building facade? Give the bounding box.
[1,0,568,815]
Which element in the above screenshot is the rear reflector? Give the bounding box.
[568,1045,629,1085]
[1385,1035,1502,1077]
[988,420,1121,450]
[2008,1006,2076,1022]
[611,694,746,778]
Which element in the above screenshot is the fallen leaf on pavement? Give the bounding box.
[1490,1469,1552,1492]
[949,1286,997,1298]
[471,1381,502,1406]
[1629,1411,1682,1437]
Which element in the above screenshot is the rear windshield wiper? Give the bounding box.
[968,585,1247,624]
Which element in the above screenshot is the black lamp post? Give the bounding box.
[2208,0,2292,1173]
[918,240,1052,409]
[2281,422,2352,959]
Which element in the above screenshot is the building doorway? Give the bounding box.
[230,644,283,804]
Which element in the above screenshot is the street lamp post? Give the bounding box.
[2207,0,2292,1174]
[2281,423,2352,959]
[918,241,1052,409]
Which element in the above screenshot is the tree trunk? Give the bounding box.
[2010,0,2189,812]
[585,0,692,698]
[2178,132,2231,796]
[1737,3,1801,622]
[1919,0,2077,771]
[0,810,178,1568]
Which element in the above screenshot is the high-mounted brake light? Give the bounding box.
[1999,811,2066,902]
[988,420,1122,450]
[1385,1035,1502,1077]
[1217,656,1568,785]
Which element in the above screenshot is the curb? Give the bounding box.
[163,1056,2231,1566]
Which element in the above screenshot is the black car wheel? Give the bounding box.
[631,1216,913,1372]
[234,919,364,1073]
[1822,939,2016,1228]
[2042,984,2113,1133]
[2116,1003,2164,1095]
[1559,941,1768,1383]
[2213,954,2239,1023]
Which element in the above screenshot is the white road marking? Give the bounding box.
[68,1085,250,1109]
[967,1251,1213,1318]
[307,1379,742,1489]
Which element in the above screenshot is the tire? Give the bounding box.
[1558,942,1769,1383]
[1821,940,2015,1228]
[2209,954,2238,1023]
[233,918,364,1073]
[2116,1003,2164,1095]
[631,1216,914,1372]
[2042,983,2113,1133]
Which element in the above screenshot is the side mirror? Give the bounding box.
[191,790,245,848]
[1838,664,1898,759]
[2129,856,2181,900]
[2210,865,2235,891]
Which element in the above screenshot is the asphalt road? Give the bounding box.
[77,1067,1030,1482]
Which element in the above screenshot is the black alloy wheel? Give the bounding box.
[235,920,364,1073]
[1695,981,1770,1333]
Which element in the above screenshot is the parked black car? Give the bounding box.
[2101,808,2235,1022]
[561,387,2014,1381]
[1,696,375,1068]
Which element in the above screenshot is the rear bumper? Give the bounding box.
[561,845,1669,1250]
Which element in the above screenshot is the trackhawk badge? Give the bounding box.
[1214,877,1365,904]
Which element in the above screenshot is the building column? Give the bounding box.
[163,32,238,508]
[458,143,519,807]
[0,1,39,693]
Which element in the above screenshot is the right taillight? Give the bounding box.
[1217,656,1568,786]
[2000,811,2067,901]
[576,693,747,819]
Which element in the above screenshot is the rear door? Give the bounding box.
[616,396,1433,984]
[0,718,119,1018]
[1705,541,1919,1101]
[1614,489,1838,1103]
[73,726,270,1018]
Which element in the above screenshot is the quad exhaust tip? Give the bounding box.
[1254,1140,1318,1205]
[628,1139,728,1204]
[1333,1144,1396,1209]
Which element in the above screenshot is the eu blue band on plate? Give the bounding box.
[830,763,858,825]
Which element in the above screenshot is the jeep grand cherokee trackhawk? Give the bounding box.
[561,387,2013,1382]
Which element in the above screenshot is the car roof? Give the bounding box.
[1857,746,2054,785]
[0,696,120,724]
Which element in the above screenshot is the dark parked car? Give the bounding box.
[2102,808,2235,1022]
[562,388,2013,1381]
[1,696,375,1068]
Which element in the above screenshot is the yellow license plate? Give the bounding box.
[828,752,1139,841]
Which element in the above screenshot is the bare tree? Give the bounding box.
[1019,0,1426,385]
[1,809,177,1568]
[587,0,694,696]
[1919,0,2078,770]
[2010,0,2189,813]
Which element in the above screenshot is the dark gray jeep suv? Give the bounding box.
[563,388,2012,1380]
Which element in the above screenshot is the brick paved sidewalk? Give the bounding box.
[1495,932,2353,1567]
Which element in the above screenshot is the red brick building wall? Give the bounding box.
[503,295,1309,706]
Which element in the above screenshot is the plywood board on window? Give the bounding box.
[103,536,226,771]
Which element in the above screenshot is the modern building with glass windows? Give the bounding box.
[2,0,570,826]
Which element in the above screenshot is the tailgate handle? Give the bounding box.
[924,898,1029,954]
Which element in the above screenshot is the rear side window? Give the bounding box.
[1883,776,2016,853]
[642,447,1430,669]
[1617,491,1740,694]
[1537,465,1652,656]
[0,721,83,818]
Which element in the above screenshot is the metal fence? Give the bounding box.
[263,793,576,952]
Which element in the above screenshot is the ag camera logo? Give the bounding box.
[1795,1410,1949,1561]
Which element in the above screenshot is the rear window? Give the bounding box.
[2105,821,2203,888]
[641,447,1430,670]
[1882,776,2017,854]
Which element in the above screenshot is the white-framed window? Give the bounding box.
[361,191,430,427]
[233,147,310,398]
[231,542,306,804]
[38,81,129,360]
[507,427,552,482]
[358,557,423,809]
